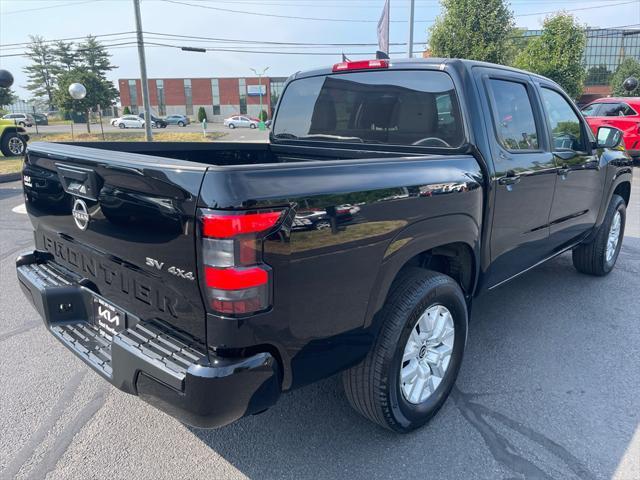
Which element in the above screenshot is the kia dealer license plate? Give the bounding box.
[92,295,126,337]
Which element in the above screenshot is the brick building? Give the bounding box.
[118,76,288,121]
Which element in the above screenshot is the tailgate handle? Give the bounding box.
[56,163,101,200]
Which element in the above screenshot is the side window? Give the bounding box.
[580,103,600,117]
[487,79,539,151]
[600,103,627,117]
[541,88,586,152]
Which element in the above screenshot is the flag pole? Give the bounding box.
[407,0,415,58]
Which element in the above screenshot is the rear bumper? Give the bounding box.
[16,251,281,428]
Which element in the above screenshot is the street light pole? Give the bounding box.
[250,67,269,130]
[133,0,153,141]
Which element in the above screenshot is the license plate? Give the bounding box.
[92,295,126,336]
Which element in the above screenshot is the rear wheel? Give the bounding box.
[572,194,626,276]
[118,123,125,129]
[250,123,257,129]
[1,133,27,156]
[343,269,467,432]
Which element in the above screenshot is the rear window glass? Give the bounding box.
[273,70,465,148]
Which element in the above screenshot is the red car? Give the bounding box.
[581,97,640,159]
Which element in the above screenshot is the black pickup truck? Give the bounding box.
[17,58,633,432]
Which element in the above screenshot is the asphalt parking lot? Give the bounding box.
[0,169,638,480]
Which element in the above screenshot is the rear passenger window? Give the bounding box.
[487,79,539,151]
[601,102,636,117]
[541,88,586,152]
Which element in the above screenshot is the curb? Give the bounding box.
[0,172,21,183]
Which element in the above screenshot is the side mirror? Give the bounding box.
[596,126,623,149]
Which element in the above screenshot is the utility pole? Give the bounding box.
[133,0,153,141]
[407,0,415,58]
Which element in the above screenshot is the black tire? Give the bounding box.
[0,132,27,157]
[250,123,256,129]
[178,121,185,127]
[18,122,26,127]
[572,194,626,276]
[228,123,235,129]
[343,269,467,432]
[118,123,125,129]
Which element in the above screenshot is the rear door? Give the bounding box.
[23,142,209,341]
[474,68,558,287]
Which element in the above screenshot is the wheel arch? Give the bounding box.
[364,214,480,330]
[595,170,632,228]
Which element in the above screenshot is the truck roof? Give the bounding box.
[291,57,559,88]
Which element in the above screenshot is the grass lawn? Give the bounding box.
[0,157,23,175]
[28,131,226,142]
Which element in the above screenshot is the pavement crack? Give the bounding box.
[452,387,596,480]
[27,386,110,480]
[1,371,86,479]
[0,321,41,342]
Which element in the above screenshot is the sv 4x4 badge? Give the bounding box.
[145,257,195,281]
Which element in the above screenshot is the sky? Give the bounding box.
[1,0,639,100]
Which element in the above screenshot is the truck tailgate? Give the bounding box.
[22,142,209,342]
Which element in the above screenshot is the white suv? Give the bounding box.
[2,113,33,127]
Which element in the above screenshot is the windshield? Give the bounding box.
[273,70,465,148]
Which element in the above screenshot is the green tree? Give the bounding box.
[258,109,268,122]
[54,69,117,133]
[0,87,15,108]
[610,58,640,97]
[23,35,57,110]
[585,65,612,86]
[77,35,117,79]
[53,41,77,72]
[429,0,515,64]
[514,14,586,99]
[123,106,131,115]
[197,106,207,122]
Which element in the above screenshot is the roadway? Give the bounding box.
[0,168,638,479]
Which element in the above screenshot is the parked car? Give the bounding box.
[581,97,640,159]
[0,118,29,156]
[139,112,167,128]
[111,115,150,129]
[18,58,633,433]
[164,115,190,127]
[32,113,48,126]
[224,115,258,129]
[2,113,33,127]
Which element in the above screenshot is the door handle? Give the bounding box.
[498,173,521,186]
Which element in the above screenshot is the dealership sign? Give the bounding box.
[247,85,266,96]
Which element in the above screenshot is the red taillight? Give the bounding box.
[200,209,285,316]
[332,59,389,72]
[205,266,268,290]
[202,211,283,238]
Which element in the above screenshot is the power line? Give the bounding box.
[161,0,640,23]
[0,32,136,48]
[2,0,99,15]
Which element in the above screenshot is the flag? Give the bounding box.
[377,0,390,54]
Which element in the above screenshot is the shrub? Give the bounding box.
[197,106,207,122]
[258,109,268,122]
[123,106,131,115]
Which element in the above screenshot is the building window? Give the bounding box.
[269,78,286,114]
[239,78,247,114]
[128,79,138,114]
[211,79,220,115]
[156,79,165,116]
[184,79,193,116]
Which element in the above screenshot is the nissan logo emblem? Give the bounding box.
[72,198,90,230]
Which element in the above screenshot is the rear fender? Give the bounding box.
[363,213,480,329]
